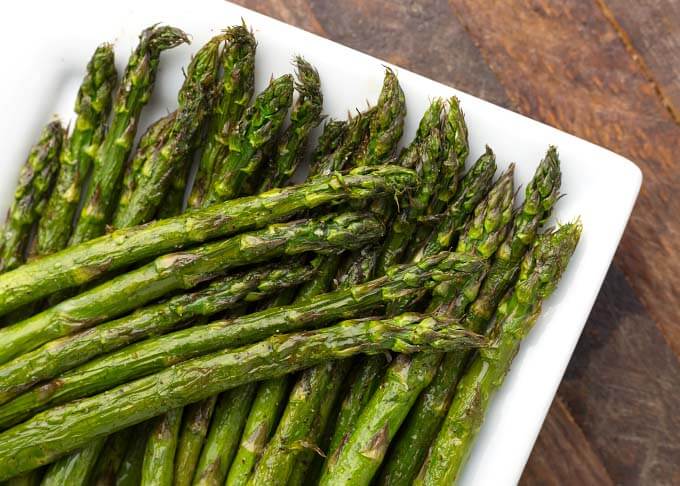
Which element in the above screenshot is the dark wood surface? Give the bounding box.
[233,1,680,484]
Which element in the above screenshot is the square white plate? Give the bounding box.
[0,1,641,484]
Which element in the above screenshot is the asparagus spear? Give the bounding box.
[0,260,316,404]
[139,408,181,486]
[0,211,383,365]
[414,222,581,484]
[34,45,117,256]
[204,74,294,205]
[0,252,483,429]
[41,438,106,486]
[113,34,223,227]
[380,149,561,484]
[321,100,448,462]
[113,423,150,486]
[354,68,406,167]
[413,146,497,261]
[0,164,416,315]
[69,25,188,244]
[319,168,515,486]
[188,24,257,209]
[310,119,348,172]
[224,378,289,486]
[190,385,257,486]
[407,97,469,256]
[114,112,177,223]
[90,429,133,485]
[0,121,63,271]
[222,114,365,485]
[259,57,323,191]
[169,399,216,486]
[0,312,483,479]
[376,99,445,273]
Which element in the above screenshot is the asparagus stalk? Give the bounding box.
[354,68,406,167]
[0,251,483,429]
[0,164,416,315]
[380,149,561,484]
[321,99,447,462]
[259,57,323,191]
[34,45,117,256]
[319,168,515,486]
[0,312,483,479]
[113,34,223,227]
[413,146,497,261]
[188,24,256,209]
[224,378,289,486]
[376,99,445,273]
[0,211,383,365]
[70,25,188,244]
[171,398,217,486]
[191,385,257,486]
[223,114,364,485]
[139,408,182,486]
[406,97,469,256]
[414,222,581,484]
[113,424,150,486]
[204,74,294,205]
[0,121,63,271]
[0,260,316,405]
[310,119,348,172]
[41,438,106,486]
[90,429,133,485]
[246,362,352,486]
[114,112,177,223]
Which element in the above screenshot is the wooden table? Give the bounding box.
[234,1,680,484]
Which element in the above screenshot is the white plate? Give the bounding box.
[0,1,641,484]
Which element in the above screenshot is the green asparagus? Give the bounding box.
[205,74,294,205]
[189,24,256,209]
[113,424,149,486]
[138,409,181,486]
[114,112,177,223]
[224,378,290,486]
[0,312,483,479]
[407,97,469,255]
[413,146,497,261]
[171,398,217,486]
[260,57,323,191]
[34,45,117,256]
[0,164,416,315]
[90,429,133,485]
[319,167,515,485]
[246,362,352,486]
[70,25,188,244]
[113,34,222,227]
[0,211,383,364]
[192,385,257,486]
[376,99,445,273]
[0,252,483,429]
[41,438,105,486]
[0,260,316,405]
[355,69,406,167]
[380,149,561,484]
[0,121,63,271]
[414,222,581,484]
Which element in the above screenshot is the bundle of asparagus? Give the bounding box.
[0,22,581,486]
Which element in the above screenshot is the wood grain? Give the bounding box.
[521,397,614,485]
[232,0,680,483]
[603,0,680,121]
